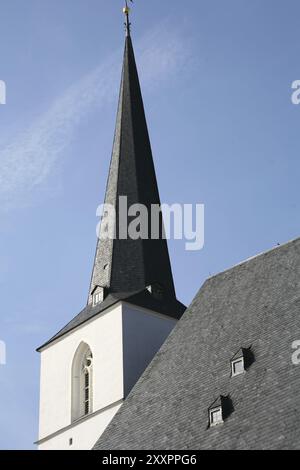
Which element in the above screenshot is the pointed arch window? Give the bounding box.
[71,343,93,422]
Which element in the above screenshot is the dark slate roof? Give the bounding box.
[88,35,176,303]
[37,290,185,351]
[94,237,300,450]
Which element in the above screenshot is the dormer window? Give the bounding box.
[92,286,105,306]
[209,406,223,426]
[230,347,253,377]
[231,357,244,377]
[208,396,224,427]
[146,283,164,300]
[93,291,103,306]
[208,395,233,428]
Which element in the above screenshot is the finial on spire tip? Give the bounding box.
[123,0,132,36]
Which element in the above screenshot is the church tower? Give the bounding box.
[37,5,185,451]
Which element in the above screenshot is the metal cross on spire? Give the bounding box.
[123,0,133,36]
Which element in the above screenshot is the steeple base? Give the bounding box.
[37,301,177,450]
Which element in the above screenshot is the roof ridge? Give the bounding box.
[207,236,300,282]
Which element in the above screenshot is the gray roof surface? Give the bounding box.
[94,237,300,450]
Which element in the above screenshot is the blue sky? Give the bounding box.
[0,0,299,449]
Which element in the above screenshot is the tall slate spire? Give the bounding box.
[37,8,185,352]
[88,24,177,304]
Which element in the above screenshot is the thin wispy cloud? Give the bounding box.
[0,22,190,211]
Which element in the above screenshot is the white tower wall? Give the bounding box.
[37,302,176,450]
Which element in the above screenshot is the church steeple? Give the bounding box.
[88,9,177,304]
[37,7,186,450]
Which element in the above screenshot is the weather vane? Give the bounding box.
[123,0,133,36]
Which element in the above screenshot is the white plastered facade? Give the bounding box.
[38,301,176,450]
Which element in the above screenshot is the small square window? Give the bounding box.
[93,289,103,306]
[210,407,223,426]
[231,357,244,377]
